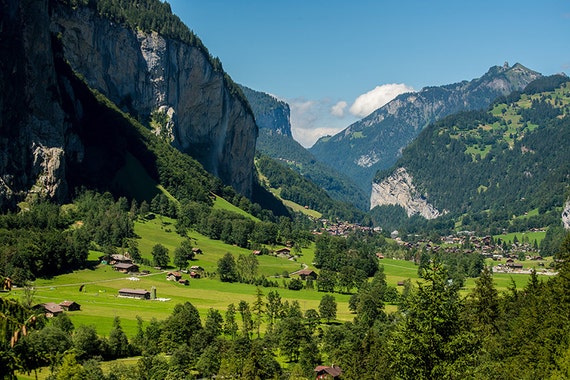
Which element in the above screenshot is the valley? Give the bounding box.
[1,0,569,379]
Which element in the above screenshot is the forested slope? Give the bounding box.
[372,75,570,234]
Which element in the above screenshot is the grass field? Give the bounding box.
[3,215,552,342]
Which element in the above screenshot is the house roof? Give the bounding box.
[315,365,342,377]
[118,288,149,295]
[114,263,137,269]
[297,269,317,276]
[43,302,64,314]
[111,254,130,261]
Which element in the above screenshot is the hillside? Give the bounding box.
[310,63,542,193]
[371,75,570,234]
[255,154,365,222]
[242,86,369,210]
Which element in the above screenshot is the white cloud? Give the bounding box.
[288,98,357,148]
[330,101,348,117]
[349,83,414,118]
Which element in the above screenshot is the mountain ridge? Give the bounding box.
[310,63,542,193]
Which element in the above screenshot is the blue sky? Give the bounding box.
[168,1,570,147]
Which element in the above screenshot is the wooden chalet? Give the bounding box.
[275,247,292,257]
[297,269,318,280]
[59,301,80,311]
[42,302,64,317]
[166,271,182,281]
[118,288,150,299]
[110,254,132,264]
[315,365,342,379]
[190,271,200,279]
[113,263,139,273]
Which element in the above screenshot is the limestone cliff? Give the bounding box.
[370,167,442,219]
[51,4,257,197]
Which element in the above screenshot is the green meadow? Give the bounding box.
[4,215,546,340]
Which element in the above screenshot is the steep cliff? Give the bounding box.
[0,0,83,209]
[370,168,442,219]
[310,63,542,193]
[51,3,257,197]
[0,0,258,210]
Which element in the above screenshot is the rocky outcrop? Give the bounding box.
[51,5,257,197]
[563,198,570,230]
[370,167,442,219]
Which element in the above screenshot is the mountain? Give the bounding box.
[0,0,257,209]
[241,86,370,210]
[239,85,292,137]
[310,63,542,193]
[370,75,570,234]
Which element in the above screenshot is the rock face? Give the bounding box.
[563,198,570,230]
[51,5,257,197]
[0,0,82,208]
[310,63,542,193]
[370,168,442,219]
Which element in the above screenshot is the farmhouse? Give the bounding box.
[297,269,318,280]
[192,248,203,255]
[59,301,80,311]
[166,271,182,281]
[113,263,139,273]
[275,247,292,257]
[118,288,150,299]
[110,254,132,264]
[314,365,342,379]
[41,302,64,317]
[190,271,200,279]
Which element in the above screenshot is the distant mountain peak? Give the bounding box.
[309,63,542,193]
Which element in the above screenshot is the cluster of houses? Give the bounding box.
[38,300,80,317]
[314,219,382,237]
[388,232,543,258]
[104,253,139,274]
